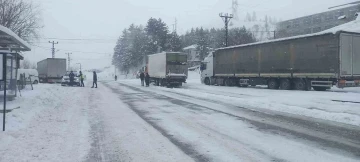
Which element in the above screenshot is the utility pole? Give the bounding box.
[65,53,72,71]
[172,18,177,33]
[273,31,276,39]
[76,63,82,71]
[219,13,233,47]
[48,41,59,58]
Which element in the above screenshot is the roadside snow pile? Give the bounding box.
[187,70,201,84]
[0,84,91,162]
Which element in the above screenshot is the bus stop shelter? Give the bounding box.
[0,24,31,131]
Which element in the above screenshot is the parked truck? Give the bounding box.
[147,52,188,87]
[37,58,66,83]
[200,31,360,91]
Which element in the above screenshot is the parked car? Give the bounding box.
[17,69,39,84]
[61,71,80,86]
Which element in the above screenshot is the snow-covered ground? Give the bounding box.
[0,81,192,162]
[0,70,358,161]
[120,70,360,127]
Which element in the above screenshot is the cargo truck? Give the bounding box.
[200,31,360,91]
[147,52,188,87]
[37,58,66,83]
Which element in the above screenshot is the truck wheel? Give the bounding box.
[204,78,210,85]
[280,79,291,90]
[313,87,328,91]
[268,79,279,89]
[33,80,39,84]
[294,79,306,90]
[224,79,230,86]
[160,79,165,87]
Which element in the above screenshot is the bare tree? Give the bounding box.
[0,0,42,41]
[30,62,36,69]
[20,59,31,69]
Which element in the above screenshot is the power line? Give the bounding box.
[32,45,112,55]
[38,37,118,41]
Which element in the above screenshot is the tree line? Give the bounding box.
[112,18,256,73]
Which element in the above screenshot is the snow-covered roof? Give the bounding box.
[217,18,360,51]
[183,45,198,50]
[0,25,31,51]
[282,3,360,22]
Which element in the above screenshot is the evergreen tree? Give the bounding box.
[246,12,252,22]
[252,11,257,21]
[168,32,182,52]
[145,18,169,53]
[228,27,256,46]
[196,27,210,61]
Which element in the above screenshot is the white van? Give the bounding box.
[17,69,39,84]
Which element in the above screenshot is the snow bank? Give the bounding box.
[0,84,91,162]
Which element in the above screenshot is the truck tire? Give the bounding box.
[160,79,165,87]
[204,78,210,85]
[155,79,160,86]
[224,79,231,87]
[268,79,279,89]
[313,87,328,91]
[280,79,291,90]
[294,79,306,90]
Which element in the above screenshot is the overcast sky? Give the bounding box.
[25,0,354,70]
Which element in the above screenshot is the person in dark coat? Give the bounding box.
[78,71,85,87]
[115,75,117,81]
[145,72,150,87]
[140,72,145,86]
[91,71,98,88]
[69,71,75,86]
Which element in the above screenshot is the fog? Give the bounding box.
[27,0,354,70]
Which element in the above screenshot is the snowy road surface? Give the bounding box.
[0,79,359,162]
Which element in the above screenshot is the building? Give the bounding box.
[183,45,201,68]
[276,2,360,38]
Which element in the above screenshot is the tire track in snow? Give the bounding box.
[103,82,212,162]
[84,87,124,162]
[116,82,360,159]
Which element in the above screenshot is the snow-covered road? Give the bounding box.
[103,80,360,162]
[0,79,359,161]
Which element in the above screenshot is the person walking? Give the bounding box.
[145,72,150,87]
[69,71,75,86]
[140,72,145,86]
[78,71,85,87]
[91,71,98,88]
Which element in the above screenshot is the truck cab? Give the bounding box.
[200,52,214,85]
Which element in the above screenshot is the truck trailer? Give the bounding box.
[147,52,188,87]
[37,58,66,83]
[201,30,360,91]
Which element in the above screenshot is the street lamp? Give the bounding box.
[76,63,82,71]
